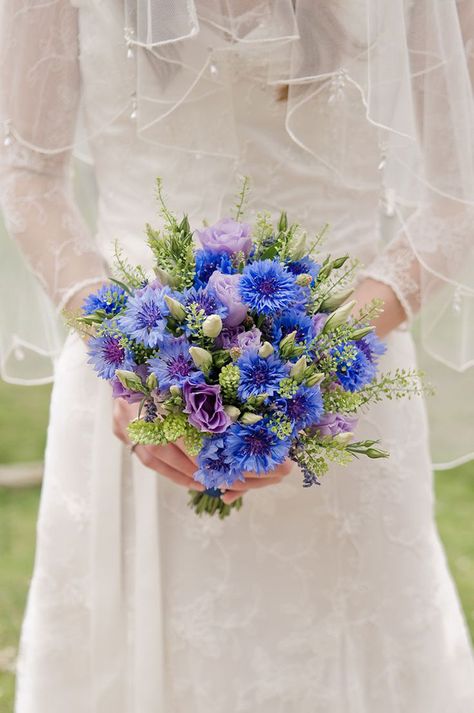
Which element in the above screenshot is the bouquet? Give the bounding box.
[74,177,426,519]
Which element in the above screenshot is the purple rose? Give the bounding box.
[236,327,262,352]
[183,381,232,434]
[196,218,252,256]
[207,271,248,327]
[314,412,358,437]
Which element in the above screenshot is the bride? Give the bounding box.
[1,1,474,711]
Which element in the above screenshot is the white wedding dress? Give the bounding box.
[1,1,474,712]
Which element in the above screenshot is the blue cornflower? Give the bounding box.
[182,285,228,320]
[286,256,321,283]
[148,336,204,390]
[333,345,374,392]
[272,309,316,347]
[239,259,301,315]
[194,249,236,288]
[118,285,170,348]
[356,331,387,364]
[226,420,291,474]
[279,385,324,431]
[194,435,244,489]
[237,349,287,400]
[82,283,127,316]
[87,332,135,380]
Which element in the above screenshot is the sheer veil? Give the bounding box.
[0,0,473,466]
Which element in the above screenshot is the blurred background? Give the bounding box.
[0,380,473,712]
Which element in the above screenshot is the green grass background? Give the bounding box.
[0,379,473,712]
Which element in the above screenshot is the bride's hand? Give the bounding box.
[113,399,294,501]
[112,399,206,492]
[218,460,295,505]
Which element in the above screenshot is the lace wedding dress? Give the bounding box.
[1,2,474,712]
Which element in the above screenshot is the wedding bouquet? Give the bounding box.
[76,178,426,518]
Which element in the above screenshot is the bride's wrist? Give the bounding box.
[350,277,408,338]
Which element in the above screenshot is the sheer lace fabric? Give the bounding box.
[1,0,473,462]
[0,0,108,365]
[1,3,474,710]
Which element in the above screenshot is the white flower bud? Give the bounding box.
[350,325,376,340]
[224,405,241,422]
[202,314,223,338]
[319,287,355,312]
[146,372,158,390]
[169,384,181,396]
[290,355,307,381]
[305,372,325,387]
[289,231,308,260]
[279,330,297,350]
[333,432,354,446]
[115,369,146,393]
[240,412,263,425]
[322,299,357,333]
[154,266,175,287]
[258,341,274,358]
[189,346,213,372]
[164,294,186,321]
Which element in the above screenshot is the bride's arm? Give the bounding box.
[353,0,474,339]
[0,0,108,315]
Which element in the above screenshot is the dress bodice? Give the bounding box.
[77,1,384,271]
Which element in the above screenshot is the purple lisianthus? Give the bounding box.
[183,381,232,434]
[314,412,358,437]
[196,217,253,256]
[111,377,144,403]
[312,313,327,336]
[111,363,149,402]
[216,325,245,349]
[236,327,262,352]
[207,271,248,327]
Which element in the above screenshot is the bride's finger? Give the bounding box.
[175,438,198,466]
[144,443,197,479]
[221,490,247,505]
[229,475,283,491]
[134,446,205,491]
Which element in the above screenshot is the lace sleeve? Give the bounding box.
[359,0,474,336]
[0,0,108,313]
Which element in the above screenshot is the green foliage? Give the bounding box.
[358,368,433,407]
[268,413,294,440]
[322,387,363,415]
[162,412,188,441]
[146,178,196,290]
[252,210,274,256]
[233,175,251,221]
[183,426,204,456]
[278,377,299,399]
[112,242,147,289]
[184,302,207,342]
[127,419,167,446]
[351,298,385,327]
[219,364,240,402]
[309,256,360,313]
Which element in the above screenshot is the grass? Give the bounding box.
[0,380,473,712]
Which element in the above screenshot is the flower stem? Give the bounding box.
[188,489,243,519]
